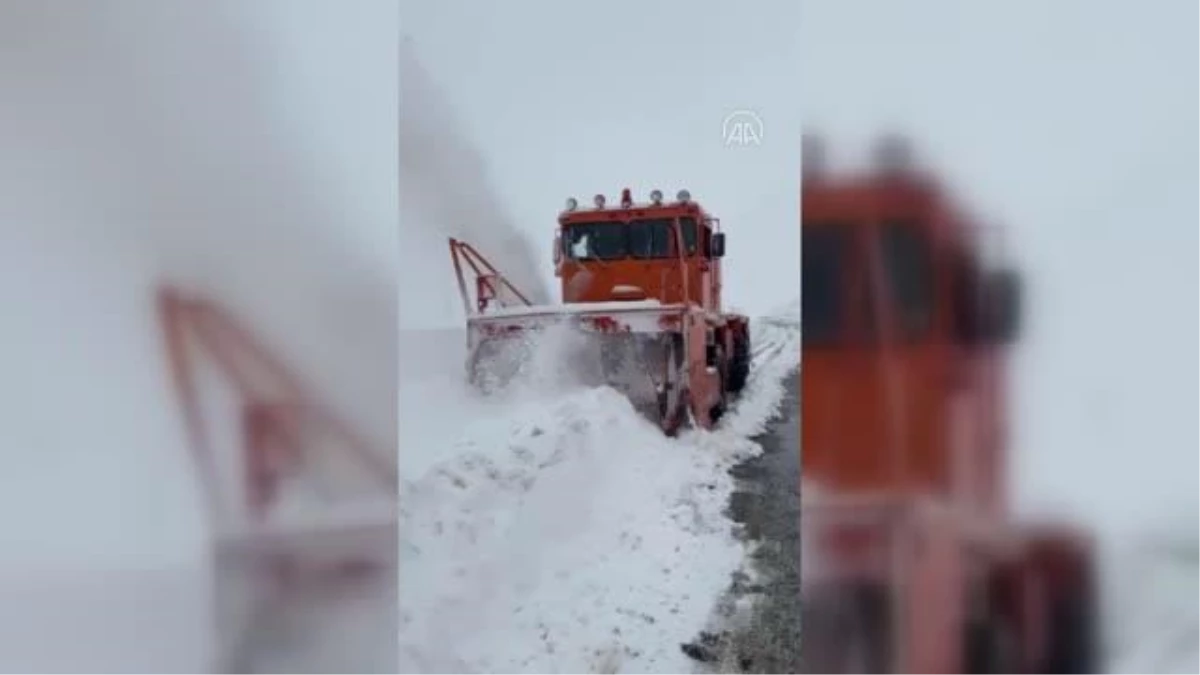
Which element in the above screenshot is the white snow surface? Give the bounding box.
[1103,522,1200,674]
[398,314,801,673]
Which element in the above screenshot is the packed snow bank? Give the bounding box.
[1105,520,1200,674]
[399,387,743,673]
[398,312,800,673]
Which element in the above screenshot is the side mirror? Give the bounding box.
[983,269,1022,344]
[711,232,726,258]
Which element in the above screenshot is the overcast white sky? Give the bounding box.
[399,0,804,317]
[245,0,399,274]
[799,0,1198,535]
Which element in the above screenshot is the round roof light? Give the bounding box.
[676,189,691,203]
[649,189,664,205]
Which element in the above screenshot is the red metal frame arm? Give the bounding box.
[448,237,535,314]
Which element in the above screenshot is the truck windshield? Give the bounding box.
[564,223,627,260]
[879,220,934,339]
[628,219,673,258]
[802,226,848,345]
[564,217,700,260]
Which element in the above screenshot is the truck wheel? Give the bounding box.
[1043,583,1098,674]
[966,618,1019,674]
[727,330,750,393]
[709,345,727,425]
[994,621,1020,674]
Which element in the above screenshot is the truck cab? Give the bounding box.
[800,138,1098,674]
[555,188,727,311]
[801,136,1022,520]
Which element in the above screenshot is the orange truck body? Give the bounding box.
[801,173,1007,519]
[555,196,727,311]
[799,137,1098,673]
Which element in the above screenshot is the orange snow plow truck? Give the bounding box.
[449,188,750,434]
[799,135,1099,673]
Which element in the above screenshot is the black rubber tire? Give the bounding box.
[965,618,1020,674]
[710,346,727,425]
[1042,583,1099,674]
[727,330,750,394]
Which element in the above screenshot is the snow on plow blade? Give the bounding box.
[465,302,689,426]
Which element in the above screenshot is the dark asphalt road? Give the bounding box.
[683,372,802,673]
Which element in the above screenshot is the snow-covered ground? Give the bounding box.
[398,313,800,673]
[1104,522,1200,674]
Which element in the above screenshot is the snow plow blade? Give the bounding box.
[465,302,692,433]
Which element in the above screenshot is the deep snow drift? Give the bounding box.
[397,315,801,673]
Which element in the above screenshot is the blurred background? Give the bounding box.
[799,1,1197,672]
[801,1,1197,534]
[0,1,398,671]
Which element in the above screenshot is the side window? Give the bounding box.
[951,252,983,345]
[679,217,699,256]
[879,221,935,340]
[802,226,848,345]
[565,223,628,260]
[628,219,674,259]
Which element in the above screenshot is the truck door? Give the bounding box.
[801,224,890,490]
[869,219,949,495]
